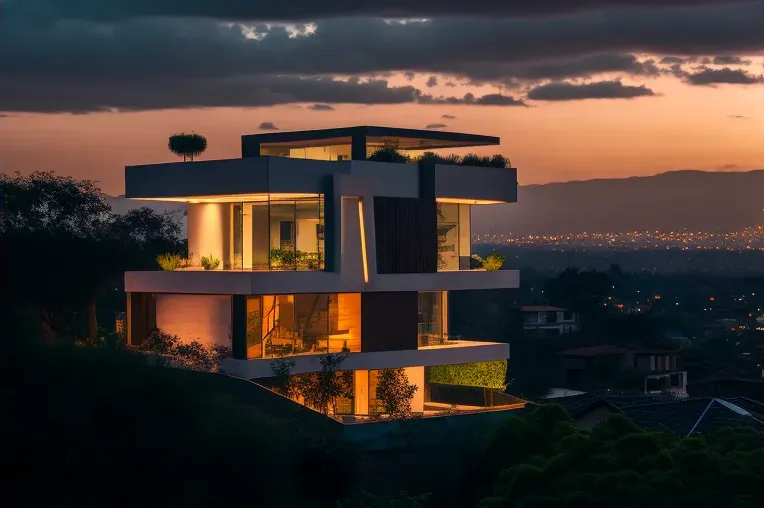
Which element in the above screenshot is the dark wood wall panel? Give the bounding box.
[374,197,437,274]
[361,292,418,352]
[128,292,155,346]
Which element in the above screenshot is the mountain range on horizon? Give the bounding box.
[110,169,764,238]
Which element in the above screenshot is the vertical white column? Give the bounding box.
[242,204,253,269]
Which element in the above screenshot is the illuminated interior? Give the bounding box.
[245,293,361,359]
[436,203,472,271]
[418,291,448,347]
[260,137,352,161]
[187,195,324,271]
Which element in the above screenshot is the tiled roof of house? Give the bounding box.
[545,393,764,436]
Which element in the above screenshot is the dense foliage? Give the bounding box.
[427,361,508,390]
[476,405,764,508]
[200,253,221,270]
[1,171,184,343]
[367,148,510,168]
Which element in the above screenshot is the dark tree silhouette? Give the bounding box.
[1,171,183,343]
[168,132,207,162]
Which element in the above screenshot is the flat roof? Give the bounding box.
[242,125,500,150]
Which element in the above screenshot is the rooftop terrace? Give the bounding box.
[241,125,500,160]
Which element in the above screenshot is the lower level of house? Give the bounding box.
[126,289,512,418]
[257,366,524,420]
[126,289,509,373]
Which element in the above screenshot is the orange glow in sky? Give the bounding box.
[1,72,762,195]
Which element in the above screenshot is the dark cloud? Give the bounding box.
[308,103,335,110]
[442,114,457,119]
[527,80,655,100]
[0,75,522,113]
[2,4,762,82]
[711,55,751,65]
[684,67,764,85]
[1,1,762,112]
[425,123,447,129]
[419,92,526,106]
[259,122,279,130]
[463,53,663,84]
[426,76,438,87]
[9,1,746,22]
[0,76,425,113]
[728,115,750,119]
[659,56,696,64]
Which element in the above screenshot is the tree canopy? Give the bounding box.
[476,405,764,508]
[1,171,184,343]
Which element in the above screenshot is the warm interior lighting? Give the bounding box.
[436,198,505,205]
[133,192,318,203]
[358,199,369,283]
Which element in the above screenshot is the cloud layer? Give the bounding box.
[1,0,762,112]
[527,80,656,100]
[8,1,749,22]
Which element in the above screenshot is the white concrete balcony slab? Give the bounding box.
[219,339,509,379]
[124,268,520,295]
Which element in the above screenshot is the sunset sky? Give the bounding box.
[1,0,763,195]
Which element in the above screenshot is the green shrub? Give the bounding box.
[482,250,505,271]
[427,360,507,389]
[270,247,296,268]
[371,150,510,168]
[200,254,220,270]
[156,252,188,270]
[368,145,411,163]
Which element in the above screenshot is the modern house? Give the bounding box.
[124,126,519,418]
[519,305,579,336]
[560,345,688,396]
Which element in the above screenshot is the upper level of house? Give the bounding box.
[126,126,516,205]
[123,126,519,294]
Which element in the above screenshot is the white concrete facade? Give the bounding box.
[220,340,509,379]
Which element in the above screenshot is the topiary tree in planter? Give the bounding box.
[168,132,208,162]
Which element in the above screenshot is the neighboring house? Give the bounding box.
[519,305,579,336]
[547,392,764,435]
[123,125,520,419]
[560,345,688,395]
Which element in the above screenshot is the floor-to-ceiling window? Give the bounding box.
[418,291,445,347]
[231,195,324,271]
[246,293,360,359]
[436,203,471,271]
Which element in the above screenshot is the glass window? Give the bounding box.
[251,293,361,358]
[437,203,460,271]
[418,292,444,347]
[229,196,323,271]
[368,370,382,415]
[288,145,351,161]
[246,295,262,359]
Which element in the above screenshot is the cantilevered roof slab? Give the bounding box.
[242,125,500,158]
